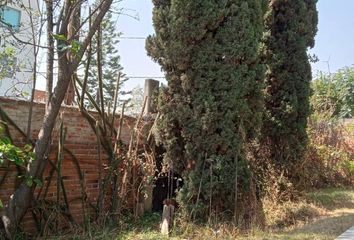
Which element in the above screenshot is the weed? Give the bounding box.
[47,188,354,240]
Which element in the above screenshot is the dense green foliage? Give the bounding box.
[311,66,354,120]
[147,0,265,220]
[262,0,318,172]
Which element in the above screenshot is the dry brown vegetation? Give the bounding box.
[47,187,354,240]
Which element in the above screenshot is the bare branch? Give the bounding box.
[72,0,114,69]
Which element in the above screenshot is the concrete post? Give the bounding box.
[142,79,159,213]
[143,79,160,115]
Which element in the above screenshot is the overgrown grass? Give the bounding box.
[48,188,354,240]
[263,199,325,229]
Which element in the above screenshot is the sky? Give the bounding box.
[115,0,354,91]
[115,0,162,90]
[33,1,354,91]
[308,0,354,75]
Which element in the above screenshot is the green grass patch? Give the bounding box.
[305,187,354,210]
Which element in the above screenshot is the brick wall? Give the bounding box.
[0,97,135,234]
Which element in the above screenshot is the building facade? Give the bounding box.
[0,0,39,98]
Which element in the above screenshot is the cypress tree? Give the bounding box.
[262,0,318,174]
[147,0,264,220]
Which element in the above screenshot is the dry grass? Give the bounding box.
[48,188,354,240]
[262,199,326,229]
[242,188,354,240]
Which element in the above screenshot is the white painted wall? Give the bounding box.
[0,0,39,98]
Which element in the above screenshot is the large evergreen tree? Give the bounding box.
[262,0,318,174]
[147,0,264,220]
[87,10,128,104]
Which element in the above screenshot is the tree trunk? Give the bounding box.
[0,0,113,237]
[45,0,54,105]
[65,5,81,105]
[1,57,72,237]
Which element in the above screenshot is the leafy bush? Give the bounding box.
[0,126,36,209]
[0,137,34,167]
[311,66,354,119]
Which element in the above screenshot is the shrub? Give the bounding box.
[296,120,354,189]
[311,67,354,120]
